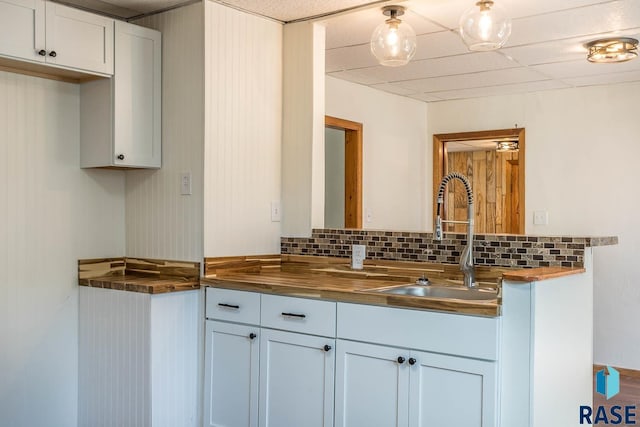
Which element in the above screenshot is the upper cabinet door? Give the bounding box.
[0,0,45,62]
[113,21,161,168]
[45,2,113,75]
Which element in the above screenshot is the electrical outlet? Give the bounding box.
[351,244,366,270]
[271,201,281,222]
[180,172,192,195]
[533,210,548,225]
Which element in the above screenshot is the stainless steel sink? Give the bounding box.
[374,285,496,300]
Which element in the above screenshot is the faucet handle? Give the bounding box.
[434,216,443,241]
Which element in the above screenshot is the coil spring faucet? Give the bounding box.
[434,172,476,288]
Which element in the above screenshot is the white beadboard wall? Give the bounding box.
[79,287,199,427]
[281,21,326,237]
[0,71,126,427]
[127,2,205,262]
[203,1,283,256]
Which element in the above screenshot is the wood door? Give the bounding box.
[204,320,260,427]
[0,0,45,63]
[259,329,335,427]
[45,2,114,74]
[335,340,410,427]
[408,350,498,427]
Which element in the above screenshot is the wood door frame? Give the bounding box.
[325,115,363,229]
[433,128,525,234]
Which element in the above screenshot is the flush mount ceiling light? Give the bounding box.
[370,5,417,67]
[459,0,512,51]
[496,140,519,152]
[585,37,638,63]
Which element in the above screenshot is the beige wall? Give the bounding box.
[428,82,640,370]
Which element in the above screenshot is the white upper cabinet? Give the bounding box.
[0,0,113,76]
[45,2,114,75]
[80,21,162,168]
[0,0,45,62]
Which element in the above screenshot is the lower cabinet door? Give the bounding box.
[259,328,335,427]
[204,320,260,427]
[335,340,410,427]
[408,350,498,427]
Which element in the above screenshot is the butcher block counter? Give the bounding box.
[200,255,586,317]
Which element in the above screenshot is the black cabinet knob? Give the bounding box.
[249,333,257,340]
[38,49,46,56]
[408,358,417,365]
[323,345,332,352]
[48,50,57,57]
[397,356,406,364]
[117,154,125,160]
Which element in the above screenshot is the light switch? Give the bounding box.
[180,172,192,195]
[271,201,281,222]
[533,210,548,225]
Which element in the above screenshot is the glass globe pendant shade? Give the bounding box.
[370,6,417,67]
[459,0,512,51]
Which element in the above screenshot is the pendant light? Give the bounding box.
[585,38,638,63]
[459,0,512,51]
[370,5,417,67]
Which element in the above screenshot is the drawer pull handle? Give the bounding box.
[281,312,306,319]
[397,356,406,364]
[218,303,240,309]
[408,358,417,365]
[249,333,257,340]
[323,345,332,352]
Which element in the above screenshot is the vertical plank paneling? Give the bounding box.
[127,3,205,262]
[203,2,283,256]
[0,71,125,427]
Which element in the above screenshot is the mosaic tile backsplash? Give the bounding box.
[281,229,618,269]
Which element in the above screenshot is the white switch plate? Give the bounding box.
[180,172,192,195]
[351,244,366,270]
[271,201,281,222]
[366,209,373,223]
[533,210,548,225]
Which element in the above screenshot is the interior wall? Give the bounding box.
[203,1,283,255]
[325,127,345,228]
[0,71,126,427]
[325,76,428,231]
[427,82,640,370]
[128,3,205,262]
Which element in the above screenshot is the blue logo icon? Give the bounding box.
[596,366,620,400]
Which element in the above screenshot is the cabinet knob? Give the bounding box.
[249,333,257,340]
[48,50,57,58]
[116,154,125,160]
[397,356,406,364]
[323,344,332,352]
[408,358,417,365]
[38,49,46,56]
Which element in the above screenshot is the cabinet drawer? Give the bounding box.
[205,287,260,325]
[261,294,336,337]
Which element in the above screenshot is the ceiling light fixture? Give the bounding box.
[370,5,417,67]
[496,140,519,152]
[585,37,638,63]
[459,0,512,51]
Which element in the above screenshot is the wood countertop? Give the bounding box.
[80,274,200,294]
[502,266,586,282]
[201,270,502,317]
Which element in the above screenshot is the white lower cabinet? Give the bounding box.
[203,320,260,427]
[335,340,409,427]
[259,329,335,427]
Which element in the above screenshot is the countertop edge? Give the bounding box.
[501,266,586,282]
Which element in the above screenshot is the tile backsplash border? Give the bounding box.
[281,229,618,269]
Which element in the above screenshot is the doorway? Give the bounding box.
[325,116,362,229]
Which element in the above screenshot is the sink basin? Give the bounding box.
[374,285,496,301]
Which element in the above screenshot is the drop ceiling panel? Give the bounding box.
[327,70,386,85]
[563,70,640,86]
[398,67,549,93]
[326,45,379,72]
[426,79,571,101]
[216,0,381,22]
[532,57,640,79]
[362,51,519,83]
[369,83,420,96]
[506,0,640,47]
